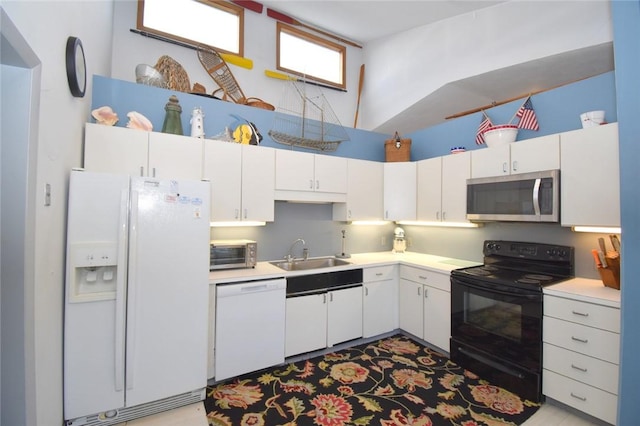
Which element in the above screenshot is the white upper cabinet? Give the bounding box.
[148,132,203,180]
[333,159,383,221]
[383,162,417,221]
[560,123,620,227]
[275,150,347,202]
[203,140,275,223]
[83,123,202,180]
[417,152,470,223]
[416,157,442,222]
[471,134,560,178]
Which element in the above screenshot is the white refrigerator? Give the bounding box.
[64,169,210,425]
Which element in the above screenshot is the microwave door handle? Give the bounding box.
[532,178,541,216]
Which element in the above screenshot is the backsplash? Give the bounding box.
[211,202,605,280]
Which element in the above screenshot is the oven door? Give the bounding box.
[451,275,543,370]
[450,275,544,401]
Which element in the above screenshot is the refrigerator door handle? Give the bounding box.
[114,189,129,392]
[125,189,139,391]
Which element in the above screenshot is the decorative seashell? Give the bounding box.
[126,111,153,131]
[91,106,119,126]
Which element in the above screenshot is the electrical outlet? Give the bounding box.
[381,236,386,246]
[407,237,413,247]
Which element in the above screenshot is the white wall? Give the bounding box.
[361,1,613,131]
[1,1,114,424]
[110,1,365,130]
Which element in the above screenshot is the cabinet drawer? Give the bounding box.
[543,343,619,394]
[543,369,617,425]
[364,265,397,282]
[543,316,620,363]
[544,295,620,333]
[400,265,449,291]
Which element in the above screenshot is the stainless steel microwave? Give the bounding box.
[466,170,560,222]
[210,239,257,270]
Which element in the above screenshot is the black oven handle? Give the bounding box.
[452,276,541,299]
[457,345,525,379]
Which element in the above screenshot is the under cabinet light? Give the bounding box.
[571,226,621,234]
[396,221,481,228]
[351,220,390,226]
[210,221,266,227]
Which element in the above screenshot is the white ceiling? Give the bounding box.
[257,1,614,133]
[259,1,506,44]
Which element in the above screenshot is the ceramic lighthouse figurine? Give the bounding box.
[190,107,205,139]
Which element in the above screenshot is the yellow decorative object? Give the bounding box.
[233,124,253,145]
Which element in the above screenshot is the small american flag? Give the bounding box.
[476,114,493,144]
[516,98,539,131]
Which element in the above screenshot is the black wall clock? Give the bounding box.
[65,36,86,97]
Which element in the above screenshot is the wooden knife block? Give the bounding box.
[598,253,621,290]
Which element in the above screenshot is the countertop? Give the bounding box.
[209,251,622,308]
[209,251,481,284]
[544,277,621,308]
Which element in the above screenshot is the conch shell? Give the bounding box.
[91,106,119,126]
[126,111,153,131]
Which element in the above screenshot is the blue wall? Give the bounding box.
[612,1,640,423]
[92,71,616,163]
[406,72,617,159]
[91,75,389,161]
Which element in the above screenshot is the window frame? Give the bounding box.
[136,0,244,56]
[276,22,347,90]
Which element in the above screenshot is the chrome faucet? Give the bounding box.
[286,238,308,262]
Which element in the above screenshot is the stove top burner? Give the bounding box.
[450,240,575,291]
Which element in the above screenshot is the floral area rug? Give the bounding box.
[204,334,540,426]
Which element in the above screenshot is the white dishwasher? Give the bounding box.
[215,278,286,381]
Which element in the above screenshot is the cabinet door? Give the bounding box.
[417,157,442,221]
[560,123,620,227]
[441,152,470,222]
[241,145,275,222]
[423,285,450,353]
[275,150,315,191]
[314,155,348,194]
[363,278,398,338]
[84,123,149,176]
[470,145,510,178]
[384,162,417,221]
[285,294,327,357]
[334,159,383,221]
[398,279,423,338]
[203,140,242,222]
[148,132,203,180]
[327,286,363,347]
[510,134,560,175]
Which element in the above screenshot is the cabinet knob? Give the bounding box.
[512,161,518,171]
[244,208,248,219]
[316,180,320,190]
[309,179,314,189]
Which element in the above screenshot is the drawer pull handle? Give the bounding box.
[375,272,383,276]
[571,336,589,343]
[418,275,427,280]
[570,392,587,402]
[572,310,589,317]
[571,364,588,372]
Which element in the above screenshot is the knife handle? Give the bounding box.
[591,249,603,268]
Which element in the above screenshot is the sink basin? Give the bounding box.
[270,257,351,271]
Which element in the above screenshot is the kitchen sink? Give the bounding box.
[270,256,351,271]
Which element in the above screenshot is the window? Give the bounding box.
[137,0,244,56]
[277,23,346,90]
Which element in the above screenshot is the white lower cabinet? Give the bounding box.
[398,265,451,352]
[362,265,398,338]
[542,294,620,424]
[285,286,363,357]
